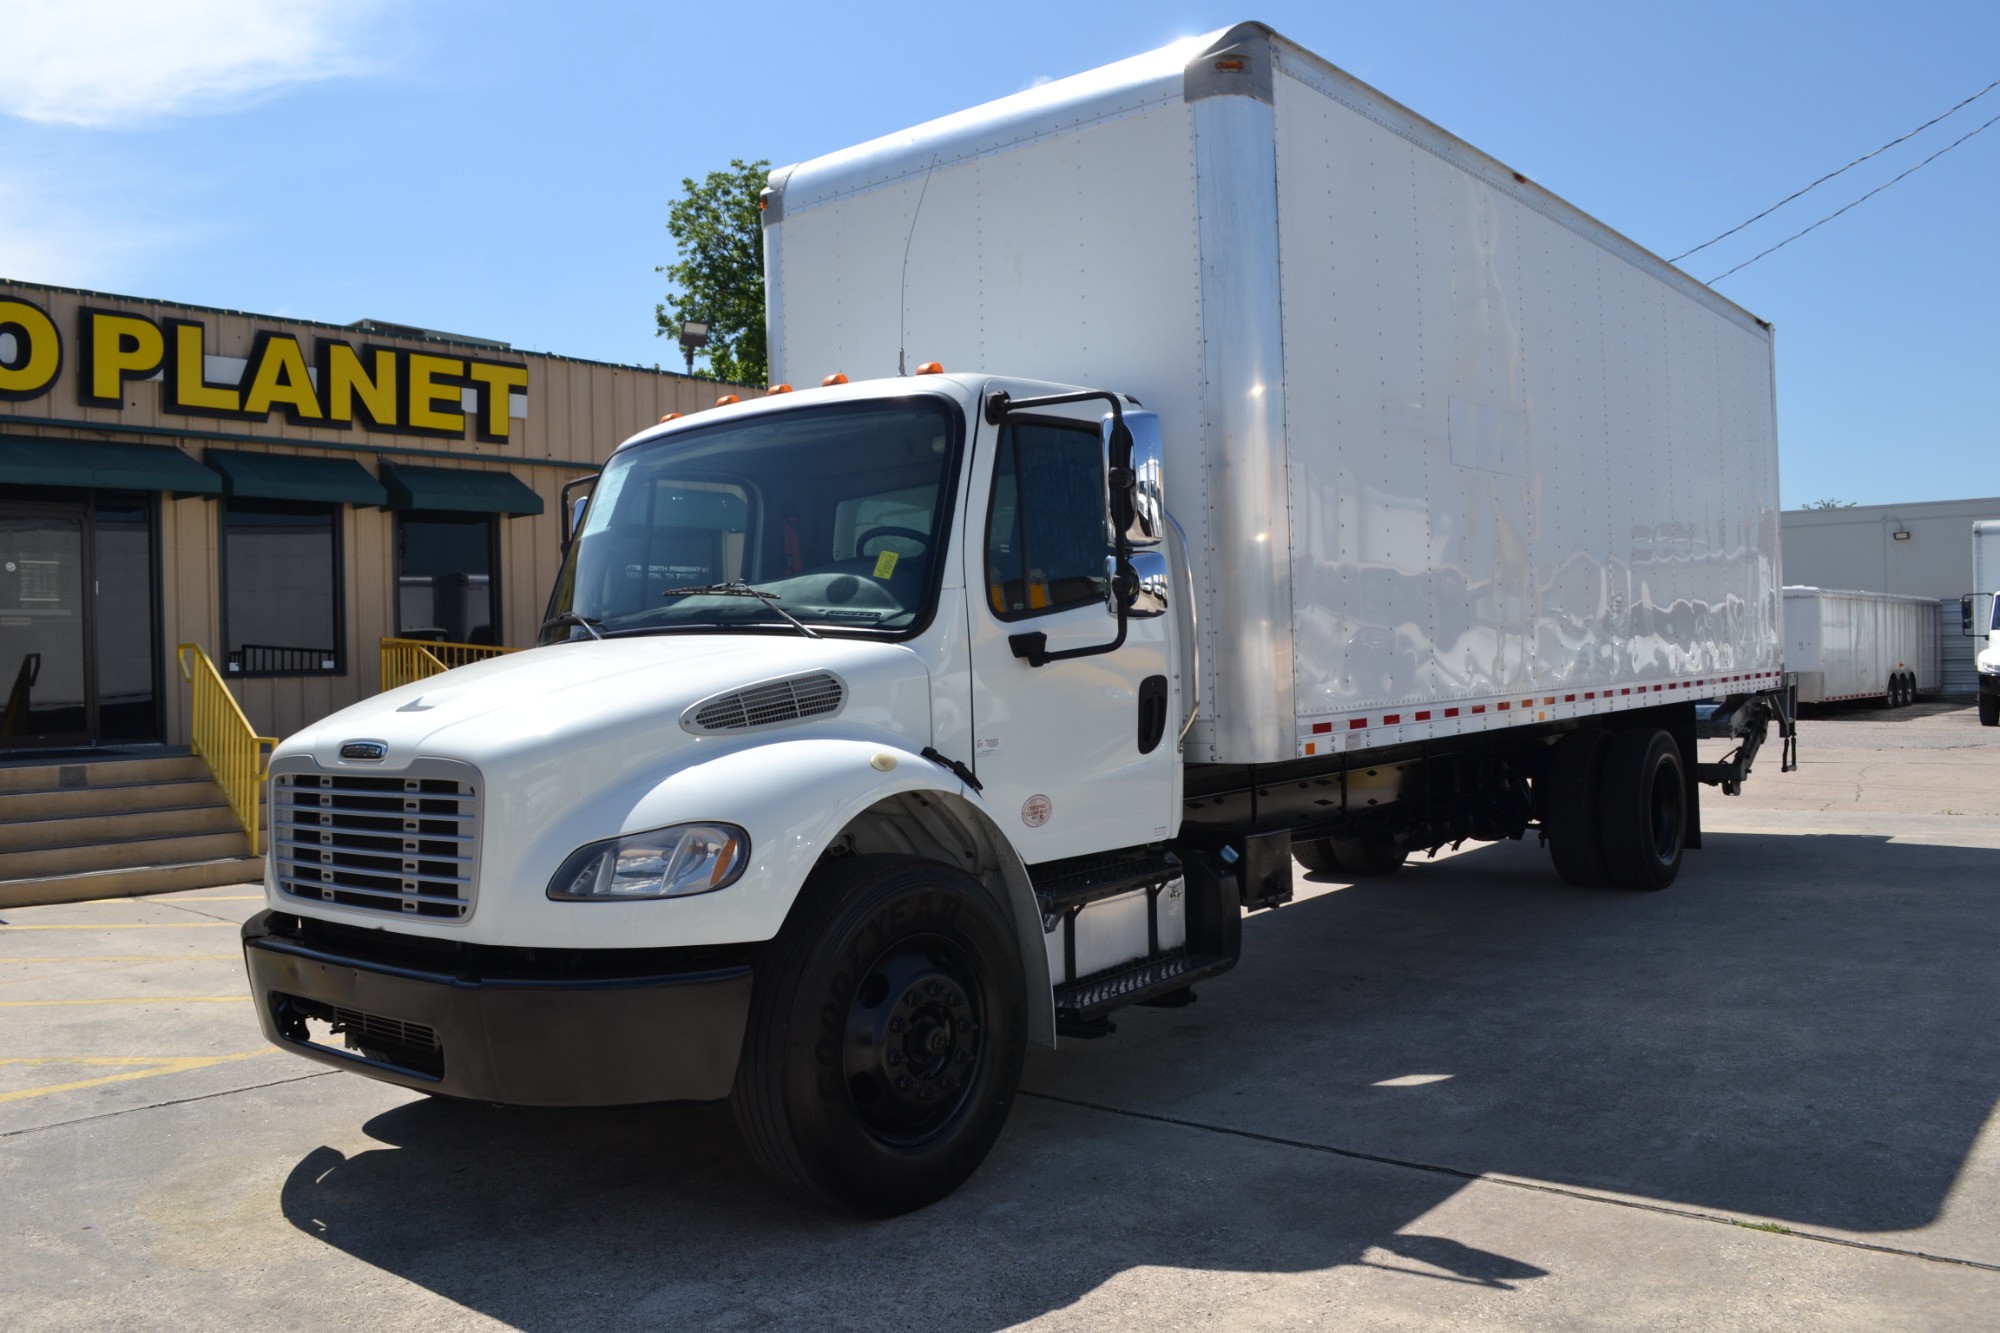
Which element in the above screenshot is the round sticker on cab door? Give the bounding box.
[1021,794,1052,828]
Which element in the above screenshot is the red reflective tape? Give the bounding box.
[1543,697,1555,706]
[1621,688,1631,696]
[1349,718,1367,730]
[1471,705,1486,714]
[1444,707,1460,718]
[1564,694,1576,702]
[1585,692,1596,700]
[1415,710,1432,721]
[1524,699,1536,708]
[1497,701,1510,711]
[1383,713,1401,724]
[1313,722,1332,734]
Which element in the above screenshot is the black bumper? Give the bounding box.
[242,911,753,1106]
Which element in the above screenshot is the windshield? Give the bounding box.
[542,397,961,644]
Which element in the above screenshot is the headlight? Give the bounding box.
[546,823,749,901]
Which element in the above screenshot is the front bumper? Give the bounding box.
[242,911,753,1105]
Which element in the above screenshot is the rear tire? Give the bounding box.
[1291,838,1344,875]
[1979,693,1998,727]
[1544,729,1611,887]
[1596,728,1686,891]
[1330,835,1405,876]
[731,855,1027,1216]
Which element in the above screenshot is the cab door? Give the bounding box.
[962,403,1178,863]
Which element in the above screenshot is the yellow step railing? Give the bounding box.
[177,644,279,856]
[380,637,519,692]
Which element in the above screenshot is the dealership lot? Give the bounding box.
[4,705,1998,1330]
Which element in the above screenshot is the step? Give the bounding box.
[0,802,244,852]
[1032,851,1184,918]
[1054,949,1235,1022]
[0,754,211,793]
[0,777,231,823]
[0,829,252,880]
[0,856,266,909]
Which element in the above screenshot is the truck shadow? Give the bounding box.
[277,828,1998,1327]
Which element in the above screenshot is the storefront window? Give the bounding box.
[221,499,341,675]
[396,511,498,644]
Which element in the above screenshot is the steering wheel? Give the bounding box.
[856,526,931,558]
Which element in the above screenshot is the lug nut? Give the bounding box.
[889,1016,908,1033]
[887,1050,903,1065]
[918,1085,935,1101]
[897,1075,914,1090]
[948,991,965,1008]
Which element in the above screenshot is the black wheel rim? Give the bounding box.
[1648,756,1683,864]
[842,934,984,1144]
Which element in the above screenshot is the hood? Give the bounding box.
[282,635,934,772]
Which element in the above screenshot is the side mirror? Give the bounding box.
[1101,410,1164,548]
[1104,549,1171,618]
[1963,595,1976,636]
[560,476,596,550]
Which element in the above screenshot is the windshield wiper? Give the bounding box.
[540,611,604,640]
[661,581,823,639]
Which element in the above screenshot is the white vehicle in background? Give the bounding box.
[1783,587,1940,709]
[1975,520,2000,726]
[241,22,1796,1215]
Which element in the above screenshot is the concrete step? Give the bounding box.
[0,829,252,880]
[0,856,265,909]
[0,754,211,793]
[0,802,245,852]
[0,777,233,823]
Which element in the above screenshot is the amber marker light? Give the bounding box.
[767,384,793,395]
[659,412,682,423]
[716,394,741,406]
[915,361,944,375]
[822,372,849,386]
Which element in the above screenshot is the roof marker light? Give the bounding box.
[915,361,944,375]
[716,394,740,406]
[822,372,849,386]
[767,384,792,395]
[659,412,682,423]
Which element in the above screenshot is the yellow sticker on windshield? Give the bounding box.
[872,549,900,579]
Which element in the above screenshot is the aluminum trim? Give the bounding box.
[270,755,483,925]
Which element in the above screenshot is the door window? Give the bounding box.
[984,422,1109,619]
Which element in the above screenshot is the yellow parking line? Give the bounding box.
[0,1050,272,1104]
[162,896,264,902]
[0,923,237,930]
[0,995,247,1007]
[0,956,240,964]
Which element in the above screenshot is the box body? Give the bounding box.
[766,22,1783,763]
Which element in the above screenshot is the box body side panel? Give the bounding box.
[1272,62,1781,753]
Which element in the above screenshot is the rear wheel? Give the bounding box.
[1330,834,1405,876]
[1291,838,1344,875]
[1596,728,1686,891]
[731,855,1026,1216]
[1544,729,1611,887]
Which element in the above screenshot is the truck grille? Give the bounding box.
[271,758,481,922]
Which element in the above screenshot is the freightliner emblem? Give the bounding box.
[339,740,389,761]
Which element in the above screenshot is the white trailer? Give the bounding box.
[1783,586,1940,706]
[242,22,1795,1216]
[1976,521,2000,724]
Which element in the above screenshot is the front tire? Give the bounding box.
[1596,728,1686,891]
[1979,692,1998,727]
[731,855,1027,1216]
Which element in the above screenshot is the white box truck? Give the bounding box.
[242,22,1796,1214]
[1976,520,2000,725]
[1783,586,1940,707]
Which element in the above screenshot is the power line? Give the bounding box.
[1707,106,2000,285]
[1670,78,1999,264]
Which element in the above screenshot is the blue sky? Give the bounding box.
[2,0,1993,509]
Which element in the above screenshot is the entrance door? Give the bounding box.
[0,495,162,748]
[0,505,89,745]
[963,409,1179,864]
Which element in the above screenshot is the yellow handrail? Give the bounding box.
[176,644,279,856]
[379,637,518,692]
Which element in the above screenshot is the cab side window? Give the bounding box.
[985,422,1108,619]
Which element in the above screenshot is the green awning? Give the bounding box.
[204,449,387,506]
[0,436,223,497]
[381,462,544,516]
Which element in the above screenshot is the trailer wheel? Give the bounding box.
[1292,839,1344,875]
[1543,729,1610,888]
[731,854,1026,1217]
[1979,693,1998,727]
[1330,835,1405,876]
[1595,728,1686,891]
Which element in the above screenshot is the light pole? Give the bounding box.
[678,321,709,376]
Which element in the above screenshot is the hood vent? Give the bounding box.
[683,671,846,733]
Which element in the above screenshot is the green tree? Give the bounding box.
[1801,499,1859,510]
[655,158,769,384]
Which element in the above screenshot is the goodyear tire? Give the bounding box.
[1979,692,1998,727]
[731,854,1026,1216]
[1292,839,1344,875]
[1544,729,1611,888]
[1595,728,1686,891]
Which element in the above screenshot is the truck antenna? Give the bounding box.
[898,154,940,377]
